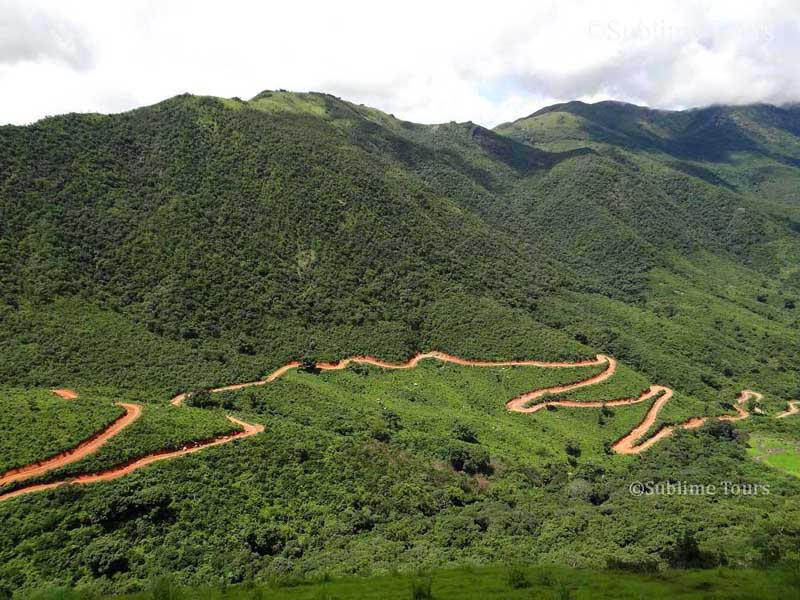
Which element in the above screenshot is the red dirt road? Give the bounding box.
[719,390,761,422]
[171,352,771,458]
[777,400,800,419]
[0,403,142,487]
[610,389,761,455]
[0,417,263,501]
[501,372,767,455]
[3,351,778,501]
[170,352,609,406]
[5,352,609,500]
[506,356,616,412]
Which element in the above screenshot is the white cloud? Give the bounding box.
[0,0,94,70]
[0,0,799,127]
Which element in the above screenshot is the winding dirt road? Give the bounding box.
[0,390,264,502]
[777,401,800,419]
[172,352,769,457]
[0,403,142,488]
[0,417,263,502]
[2,352,608,501]
[2,351,789,502]
[505,356,617,412]
[611,389,761,454]
[170,352,609,406]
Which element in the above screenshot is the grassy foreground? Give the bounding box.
[28,565,800,600]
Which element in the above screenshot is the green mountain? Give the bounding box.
[1,91,799,596]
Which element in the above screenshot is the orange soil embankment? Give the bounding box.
[0,403,142,487]
[0,417,263,501]
[51,388,78,400]
[777,401,800,419]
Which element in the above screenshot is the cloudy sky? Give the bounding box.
[1,0,798,127]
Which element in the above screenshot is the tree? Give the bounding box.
[565,440,582,459]
[705,420,738,441]
[300,358,319,373]
[83,538,129,576]
[186,388,214,408]
[451,422,478,443]
[668,531,702,568]
[666,530,720,569]
[445,442,493,475]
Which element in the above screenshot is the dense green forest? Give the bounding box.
[1,91,800,596]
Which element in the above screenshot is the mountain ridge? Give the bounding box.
[11,87,800,131]
[1,86,800,593]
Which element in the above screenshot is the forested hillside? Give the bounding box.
[2,92,800,398]
[1,91,800,595]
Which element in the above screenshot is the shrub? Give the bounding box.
[444,442,493,475]
[565,440,582,459]
[666,531,721,569]
[451,422,478,443]
[185,388,214,408]
[83,538,129,577]
[348,362,372,376]
[410,576,432,600]
[704,421,738,441]
[300,358,319,373]
[506,564,531,589]
[151,577,180,600]
[607,556,661,573]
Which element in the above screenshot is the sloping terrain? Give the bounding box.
[3,352,786,503]
[1,92,800,594]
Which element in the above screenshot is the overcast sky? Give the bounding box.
[1,0,799,127]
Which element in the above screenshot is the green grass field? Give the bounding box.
[748,434,800,478]
[29,565,800,600]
